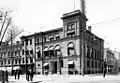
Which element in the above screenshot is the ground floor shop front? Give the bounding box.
[36,56,104,75]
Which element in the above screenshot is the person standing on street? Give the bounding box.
[30,69,34,81]
[17,70,20,79]
[103,61,107,78]
[14,70,17,79]
[26,69,30,81]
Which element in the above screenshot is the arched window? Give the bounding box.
[67,43,75,56]
[29,48,33,55]
[55,45,61,57]
[44,47,49,59]
[36,47,41,59]
[87,45,90,58]
[49,46,54,57]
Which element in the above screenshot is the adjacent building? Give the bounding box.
[0,41,22,73]
[104,48,119,74]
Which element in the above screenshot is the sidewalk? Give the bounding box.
[8,74,120,83]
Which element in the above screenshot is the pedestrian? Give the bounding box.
[30,69,34,81]
[103,62,107,78]
[5,70,8,82]
[26,69,30,81]
[17,70,20,79]
[14,70,17,79]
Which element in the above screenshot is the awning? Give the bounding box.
[56,34,59,37]
[0,67,7,71]
[68,43,74,48]
[6,67,12,71]
[44,48,48,51]
[43,63,49,66]
[49,47,54,50]
[68,60,74,64]
[13,66,20,70]
[55,46,60,50]
[36,49,40,52]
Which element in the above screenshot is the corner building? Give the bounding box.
[22,10,104,75]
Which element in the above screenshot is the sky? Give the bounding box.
[0,0,120,51]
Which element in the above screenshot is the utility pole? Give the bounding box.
[41,32,44,75]
[10,29,13,75]
[25,37,28,80]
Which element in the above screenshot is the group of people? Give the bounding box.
[14,70,20,79]
[26,68,34,81]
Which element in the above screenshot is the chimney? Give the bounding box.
[88,26,91,32]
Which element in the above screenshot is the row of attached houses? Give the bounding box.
[0,10,104,75]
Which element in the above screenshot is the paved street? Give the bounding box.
[6,74,120,83]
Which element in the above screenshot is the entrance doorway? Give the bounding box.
[51,61,57,74]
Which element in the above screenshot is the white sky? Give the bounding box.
[0,0,120,51]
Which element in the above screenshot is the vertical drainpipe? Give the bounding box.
[34,35,36,74]
[81,29,84,76]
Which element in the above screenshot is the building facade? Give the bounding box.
[0,10,104,75]
[21,10,104,75]
[0,41,22,73]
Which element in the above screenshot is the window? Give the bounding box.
[87,60,90,68]
[26,40,28,45]
[50,37,54,41]
[19,59,21,64]
[30,58,33,63]
[26,58,28,63]
[36,37,39,43]
[91,48,94,59]
[87,46,90,58]
[15,60,17,64]
[67,43,75,56]
[56,35,60,40]
[37,51,41,58]
[30,39,32,45]
[8,60,10,64]
[15,51,17,56]
[44,47,49,58]
[8,52,10,57]
[22,41,24,46]
[92,61,94,68]
[67,24,75,31]
[26,50,29,55]
[22,58,24,63]
[30,49,33,54]
[49,46,54,57]
[1,61,3,66]
[22,50,24,55]
[44,37,46,42]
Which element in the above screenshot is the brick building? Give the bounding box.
[21,10,104,75]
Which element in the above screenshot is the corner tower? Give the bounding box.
[61,10,87,38]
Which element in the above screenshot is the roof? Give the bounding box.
[20,27,63,39]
